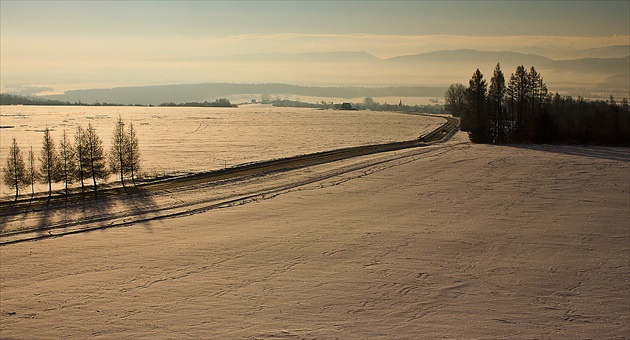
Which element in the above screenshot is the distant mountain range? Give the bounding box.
[516,44,630,59]
[385,49,629,75]
[184,51,381,63]
[385,49,554,65]
[169,47,629,69]
[33,47,629,104]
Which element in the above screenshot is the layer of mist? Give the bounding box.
[4,47,629,103]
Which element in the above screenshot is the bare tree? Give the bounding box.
[26,147,37,197]
[363,97,377,110]
[109,116,129,188]
[74,125,89,193]
[444,83,466,117]
[85,123,108,194]
[59,129,77,196]
[126,120,141,187]
[38,127,62,197]
[2,138,28,202]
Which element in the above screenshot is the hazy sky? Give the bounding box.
[1,0,629,92]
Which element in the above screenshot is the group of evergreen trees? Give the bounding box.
[3,116,140,201]
[446,64,629,145]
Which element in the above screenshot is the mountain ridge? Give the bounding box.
[6,47,628,103]
[40,83,447,106]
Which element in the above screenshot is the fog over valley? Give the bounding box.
[1,1,629,102]
[1,2,629,339]
[4,47,629,105]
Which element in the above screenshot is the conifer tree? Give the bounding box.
[489,63,506,143]
[464,68,489,143]
[507,65,530,142]
[109,116,129,188]
[26,147,37,197]
[85,123,108,194]
[526,66,542,141]
[126,120,141,187]
[59,129,77,196]
[74,125,89,193]
[38,127,62,197]
[2,138,28,202]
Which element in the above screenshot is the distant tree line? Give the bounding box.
[270,97,444,114]
[3,117,141,202]
[353,97,444,114]
[0,93,132,106]
[270,99,325,108]
[445,64,629,145]
[159,98,237,108]
[39,83,447,106]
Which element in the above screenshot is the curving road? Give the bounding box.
[0,115,459,245]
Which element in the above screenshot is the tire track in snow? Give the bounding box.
[0,117,460,245]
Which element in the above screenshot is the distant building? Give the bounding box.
[339,102,357,110]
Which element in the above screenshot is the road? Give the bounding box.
[0,115,459,245]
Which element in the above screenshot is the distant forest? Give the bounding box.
[159,98,237,108]
[446,64,630,146]
[37,83,447,106]
[0,92,443,114]
[0,93,130,106]
[270,97,444,114]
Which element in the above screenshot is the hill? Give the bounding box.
[23,48,630,104]
[41,83,446,106]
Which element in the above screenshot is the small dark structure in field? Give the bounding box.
[339,102,357,110]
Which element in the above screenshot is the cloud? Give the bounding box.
[1,32,628,93]
[4,85,55,96]
[199,33,630,58]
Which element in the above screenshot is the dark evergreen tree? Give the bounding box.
[464,69,489,143]
[533,76,552,143]
[488,63,506,143]
[507,65,530,142]
[526,66,542,142]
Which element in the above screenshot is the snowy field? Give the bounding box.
[0,105,444,197]
[1,131,628,338]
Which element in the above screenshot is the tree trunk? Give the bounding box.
[48,164,52,197]
[119,152,126,189]
[92,161,98,197]
[131,166,137,188]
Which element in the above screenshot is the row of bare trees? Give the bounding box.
[3,116,140,201]
[446,64,629,145]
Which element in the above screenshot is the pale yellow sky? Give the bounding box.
[1,1,629,93]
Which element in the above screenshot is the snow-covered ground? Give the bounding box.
[1,132,628,338]
[0,105,444,197]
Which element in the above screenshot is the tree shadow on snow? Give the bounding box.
[117,186,160,232]
[36,192,117,236]
[510,144,630,162]
[1,186,160,241]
